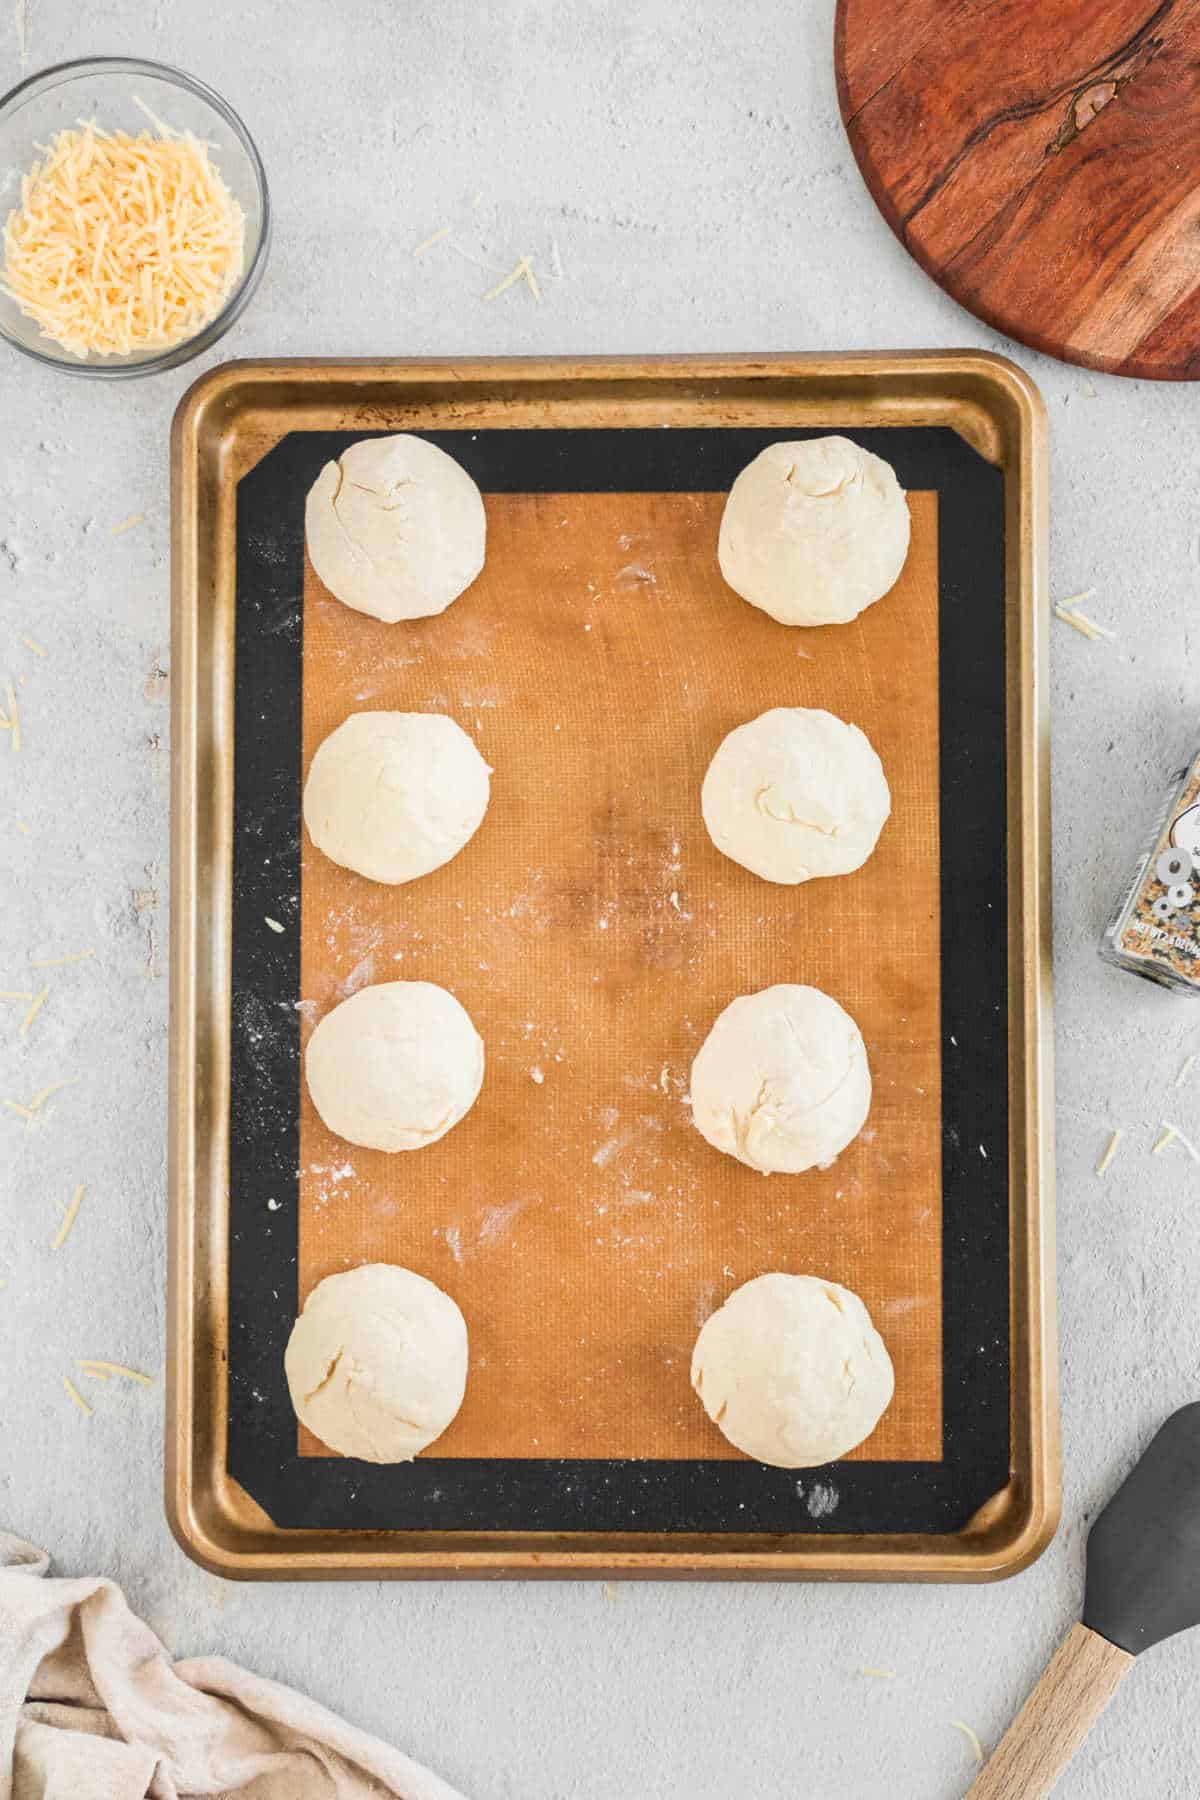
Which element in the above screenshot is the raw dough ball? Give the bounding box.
[691,1272,894,1466]
[718,436,910,626]
[701,706,890,885]
[690,984,870,1174]
[285,1264,468,1462]
[305,433,486,623]
[304,711,490,885]
[306,980,483,1152]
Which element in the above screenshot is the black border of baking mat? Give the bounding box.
[228,426,1008,1535]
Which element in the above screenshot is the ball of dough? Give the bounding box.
[304,711,490,885]
[306,981,484,1152]
[701,706,890,885]
[718,436,910,626]
[285,1264,468,1462]
[690,984,870,1174]
[306,433,486,623]
[691,1272,894,1466]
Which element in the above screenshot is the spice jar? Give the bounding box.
[1102,749,1200,991]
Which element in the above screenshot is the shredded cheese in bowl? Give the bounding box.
[1,111,245,360]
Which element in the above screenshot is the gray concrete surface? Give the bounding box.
[4,4,1200,1796]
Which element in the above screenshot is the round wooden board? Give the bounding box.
[835,0,1200,380]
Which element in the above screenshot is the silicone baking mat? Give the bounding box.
[226,425,1009,1534]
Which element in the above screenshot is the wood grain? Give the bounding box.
[297,488,943,1462]
[836,0,1200,379]
[968,1623,1134,1798]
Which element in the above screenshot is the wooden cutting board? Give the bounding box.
[835,0,1200,380]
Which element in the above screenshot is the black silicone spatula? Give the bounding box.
[970,1405,1200,1798]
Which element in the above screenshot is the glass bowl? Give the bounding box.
[0,56,269,377]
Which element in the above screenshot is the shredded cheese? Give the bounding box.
[30,947,94,967]
[1054,604,1100,640]
[1095,1129,1122,1177]
[21,636,46,657]
[77,1359,154,1386]
[1054,587,1113,641]
[15,819,30,835]
[110,513,145,535]
[2,682,20,750]
[51,1183,84,1250]
[264,916,285,933]
[413,226,450,256]
[62,1375,93,1417]
[858,1666,896,1679]
[2,118,245,360]
[4,1079,75,1121]
[1176,1054,1195,1089]
[19,985,49,1035]
[484,256,541,302]
[1152,1125,1178,1155]
[0,990,35,1002]
[1162,1119,1200,1163]
[27,1080,75,1111]
[950,1720,984,1765]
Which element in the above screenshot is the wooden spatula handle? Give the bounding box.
[968,1622,1134,1800]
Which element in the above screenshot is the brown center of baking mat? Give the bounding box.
[297,488,941,1463]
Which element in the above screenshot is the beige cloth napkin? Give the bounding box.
[0,1533,467,1800]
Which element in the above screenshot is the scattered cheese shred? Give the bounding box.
[858,1666,896,1679]
[1053,587,1114,641]
[62,1375,93,1417]
[264,916,285,933]
[1070,606,1113,639]
[15,819,30,835]
[3,682,20,750]
[413,226,450,256]
[27,1080,75,1112]
[4,1079,75,1121]
[1095,1129,1122,1177]
[51,1183,84,1250]
[1152,1125,1178,1155]
[484,256,539,302]
[30,947,95,967]
[1161,1119,1200,1163]
[2,118,245,360]
[110,513,145,535]
[0,990,35,1002]
[1176,1054,1195,1089]
[19,985,49,1035]
[950,1720,984,1765]
[21,636,46,657]
[77,1359,154,1386]
[1054,604,1100,640]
